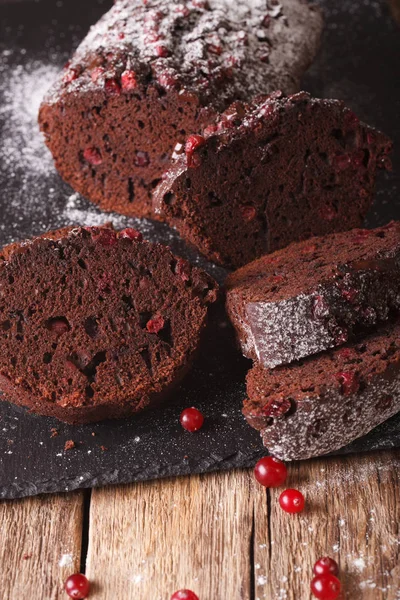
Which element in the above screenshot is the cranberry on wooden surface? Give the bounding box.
[254,456,287,488]
[313,557,339,577]
[64,573,90,599]
[279,489,305,514]
[311,574,341,600]
[180,407,204,432]
[171,591,199,600]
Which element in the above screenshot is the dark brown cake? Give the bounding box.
[0,226,218,424]
[226,222,400,369]
[154,92,392,268]
[244,320,400,460]
[39,0,323,219]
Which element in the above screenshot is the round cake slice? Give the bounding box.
[0,227,218,424]
[154,92,392,267]
[38,0,323,219]
[226,222,400,369]
[244,320,400,460]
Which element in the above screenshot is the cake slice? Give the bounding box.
[225,222,400,369]
[244,320,400,460]
[0,226,218,424]
[39,0,322,219]
[154,92,392,268]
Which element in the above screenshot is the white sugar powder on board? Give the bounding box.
[0,58,58,177]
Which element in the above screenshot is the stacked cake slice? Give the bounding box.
[225,222,400,459]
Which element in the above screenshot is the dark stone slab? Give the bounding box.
[0,0,399,499]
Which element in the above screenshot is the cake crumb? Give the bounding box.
[64,440,76,451]
[50,428,59,438]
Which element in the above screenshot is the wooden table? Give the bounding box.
[1,449,399,599]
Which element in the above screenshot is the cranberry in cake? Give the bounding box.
[245,319,400,460]
[38,0,323,219]
[226,222,400,369]
[154,92,392,267]
[0,227,218,424]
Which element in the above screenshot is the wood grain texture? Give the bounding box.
[0,492,84,599]
[87,451,400,600]
[87,470,256,600]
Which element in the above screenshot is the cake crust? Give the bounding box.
[39,0,323,219]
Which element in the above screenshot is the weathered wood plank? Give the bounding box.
[87,470,256,600]
[0,492,84,599]
[254,450,400,600]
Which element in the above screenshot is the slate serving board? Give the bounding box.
[0,0,399,500]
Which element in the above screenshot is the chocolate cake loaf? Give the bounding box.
[154,93,392,267]
[39,0,323,219]
[226,222,400,369]
[0,226,218,424]
[244,320,400,460]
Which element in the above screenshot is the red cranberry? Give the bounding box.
[261,13,271,27]
[310,574,341,600]
[104,78,121,95]
[254,456,287,488]
[83,147,102,166]
[170,591,199,600]
[134,151,150,167]
[336,371,359,396]
[158,72,178,88]
[185,134,206,167]
[91,67,105,83]
[146,315,165,334]
[63,68,79,84]
[175,258,191,281]
[91,228,118,247]
[262,397,291,418]
[333,153,351,172]
[180,408,204,432]
[203,124,218,137]
[118,228,143,242]
[312,295,329,319]
[313,557,339,577]
[121,70,137,90]
[64,574,90,599]
[118,32,125,39]
[208,43,223,55]
[279,489,305,514]
[192,0,209,8]
[341,288,358,303]
[240,205,256,222]
[156,45,169,58]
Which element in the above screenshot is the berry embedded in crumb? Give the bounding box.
[104,78,121,96]
[335,371,360,396]
[254,456,287,488]
[180,407,204,432]
[121,69,138,90]
[156,45,169,58]
[118,228,143,242]
[240,205,257,222]
[64,573,90,599]
[310,574,341,600]
[90,227,118,247]
[185,135,206,167]
[279,489,305,514]
[134,151,150,167]
[175,258,191,282]
[313,557,339,577]
[83,147,102,166]
[171,590,200,600]
[146,315,165,334]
